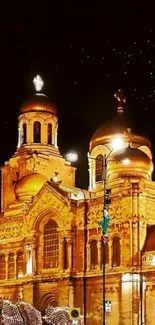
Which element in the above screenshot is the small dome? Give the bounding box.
[107,147,153,181]
[15,173,47,201]
[20,93,57,115]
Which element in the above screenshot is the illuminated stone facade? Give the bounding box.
[1,85,155,325]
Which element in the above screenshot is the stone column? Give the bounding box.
[31,245,36,274]
[97,241,102,270]
[25,244,32,275]
[109,240,112,267]
[121,274,132,325]
[14,254,17,279]
[59,238,64,270]
[27,123,32,143]
[66,238,73,270]
[42,123,47,144]
[5,255,8,280]
[86,244,90,271]
[69,285,74,307]
[55,124,58,147]
[17,125,22,148]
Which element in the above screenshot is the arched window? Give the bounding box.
[96,154,103,182]
[90,240,98,269]
[112,237,121,267]
[22,123,27,144]
[44,220,59,269]
[17,252,24,278]
[33,121,41,143]
[0,254,6,280]
[8,253,15,279]
[101,242,109,266]
[47,123,52,144]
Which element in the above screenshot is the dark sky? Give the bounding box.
[1,4,155,188]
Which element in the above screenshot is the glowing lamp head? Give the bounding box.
[33,75,44,92]
[111,137,124,150]
[66,152,78,162]
[122,158,130,165]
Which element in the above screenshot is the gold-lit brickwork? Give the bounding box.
[1,85,155,325]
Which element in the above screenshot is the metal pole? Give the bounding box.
[140,251,143,325]
[103,154,107,325]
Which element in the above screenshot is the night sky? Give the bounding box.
[1,4,155,189]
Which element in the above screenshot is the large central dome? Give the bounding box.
[91,113,131,140]
[20,93,57,115]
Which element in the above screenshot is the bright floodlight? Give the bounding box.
[66,152,78,162]
[111,137,124,150]
[122,158,130,165]
[33,75,44,91]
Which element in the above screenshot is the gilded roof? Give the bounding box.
[111,147,151,164]
[20,93,57,115]
[15,173,48,201]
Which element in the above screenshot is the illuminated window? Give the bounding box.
[44,220,59,269]
[90,240,98,269]
[22,123,27,144]
[96,154,103,182]
[47,123,52,144]
[8,253,15,279]
[112,237,121,267]
[17,252,24,278]
[0,255,6,280]
[101,242,109,266]
[33,121,41,143]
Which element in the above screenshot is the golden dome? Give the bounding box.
[107,147,153,181]
[111,147,151,164]
[20,93,57,115]
[15,173,47,201]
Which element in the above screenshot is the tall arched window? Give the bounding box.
[90,240,98,269]
[101,242,109,266]
[22,123,27,144]
[8,253,15,279]
[44,220,59,269]
[0,254,6,280]
[112,237,121,267]
[47,123,52,145]
[96,154,103,182]
[33,121,41,143]
[17,252,24,278]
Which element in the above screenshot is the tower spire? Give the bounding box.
[114,89,126,115]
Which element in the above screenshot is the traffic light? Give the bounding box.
[69,308,81,321]
[105,188,111,208]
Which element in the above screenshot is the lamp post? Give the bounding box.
[66,140,126,325]
[95,137,125,325]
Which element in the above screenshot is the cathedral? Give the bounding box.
[0,76,155,325]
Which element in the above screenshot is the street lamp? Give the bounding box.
[66,141,128,325]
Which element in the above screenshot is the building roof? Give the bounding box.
[20,93,57,115]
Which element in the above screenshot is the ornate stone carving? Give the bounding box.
[0,222,28,241]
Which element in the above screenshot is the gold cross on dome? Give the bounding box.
[114,89,126,106]
[33,75,44,92]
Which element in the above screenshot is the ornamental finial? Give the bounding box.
[33,75,44,92]
[114,89,126,115]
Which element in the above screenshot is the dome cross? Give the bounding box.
[33,75,44,92]
[114,89,126,114]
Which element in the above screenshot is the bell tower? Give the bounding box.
[1,76,76,211]
[16,75,59,156]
